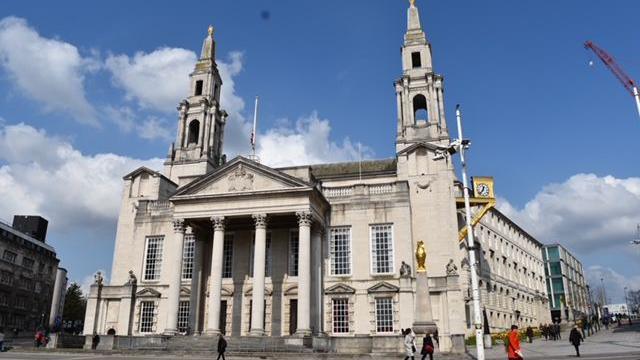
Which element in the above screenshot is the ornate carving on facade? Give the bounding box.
[415,240,426,272]
[211,216,225,231]
[296,211,312,227]
[173,218,186,233]
[446,258,458,276]
[228,164,254,192]
[399,261,412,278]
[252,213,267,229]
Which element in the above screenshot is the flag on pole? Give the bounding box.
[251,96,259,153]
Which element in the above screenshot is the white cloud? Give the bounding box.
[138,117,172,141]
[104,106,172,141]
[585,265,640,304]
[0,17,97,124]
[0,123,162,232]
[498,174,640,253]
[105,47,196,113]
[258,112,374,167]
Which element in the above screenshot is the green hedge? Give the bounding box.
[465,328,542,346]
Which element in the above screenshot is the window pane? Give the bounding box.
[143,236,164,281]
[288,230,299,276]
[375,297,394,333]
[370,224,393,274]
[330,227,351,276]
[222,233,234,278]
[140,301,155,333]
[181,234,195,280]
[177,301,190,333]
[332,298,349,334]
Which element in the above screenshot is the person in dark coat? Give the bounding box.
[525,326,533,343]
[569,325,583,357]
[420,332,435,360]
[216,334,227,360]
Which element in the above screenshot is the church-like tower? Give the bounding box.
[395,1,448,153]
[164,26,228,186]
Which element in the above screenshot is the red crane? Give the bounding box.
[584,40,640,118]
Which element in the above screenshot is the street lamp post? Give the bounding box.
[434,105,485,360]
[624,287,630,318]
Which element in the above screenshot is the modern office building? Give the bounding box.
[542,244,588,321]
[0,215,61,331]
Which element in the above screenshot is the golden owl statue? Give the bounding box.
[416,240,426,272]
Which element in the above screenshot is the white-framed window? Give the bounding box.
[139,301,155,333]
[249,232,272,277]
[177,301,190,332]
[143,236,164,281]
[330,227,352,276]
[375,297,394,333]
[288,230,299,276]
[181,234,195,280]
[370,224,394,274]
[332,298,349,334]
[222,233,234,278]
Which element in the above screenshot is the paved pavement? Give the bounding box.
[0,324,637,360]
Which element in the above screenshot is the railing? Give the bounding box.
[322,183,397,198]
[138,200,173,215]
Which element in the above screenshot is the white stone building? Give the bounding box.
[83,2,549,352]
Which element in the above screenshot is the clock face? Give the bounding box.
[476,183,490,197]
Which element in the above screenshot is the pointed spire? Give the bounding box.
[200,25,215,60]
[407,0,422,31]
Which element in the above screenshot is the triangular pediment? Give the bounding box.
[136,288,161,298]
[367,282,400,294]
[173,156,311,198]
[396,142,444,156]
[325,283,356,295]
[180,287,191,296]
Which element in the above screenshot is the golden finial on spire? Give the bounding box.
[409,0,416,7]
[208,25,214,37]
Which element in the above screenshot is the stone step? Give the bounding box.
[166,335,313,353]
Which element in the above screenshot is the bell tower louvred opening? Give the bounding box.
[395,0,449,153]
[164,25,229,186]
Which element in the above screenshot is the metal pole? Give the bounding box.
[624,287,630,317]
[455,105,485,359]
[633,87,640,120]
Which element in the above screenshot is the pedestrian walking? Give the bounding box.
[420,332,435,360]
[216,334,227,360]
[505,325,523,360]
[0,328,4,352]
[569,325,583,357]
[403,328,417,360]
[526,326,533,343]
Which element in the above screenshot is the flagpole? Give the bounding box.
[252,96,259,158]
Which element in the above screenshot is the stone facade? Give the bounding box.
[83,2,550,353]
[0,216,60,331]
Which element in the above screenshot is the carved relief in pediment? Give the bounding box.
[228,164,254,192]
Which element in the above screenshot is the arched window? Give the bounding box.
[188,120,200,145]
[413,94,428,123]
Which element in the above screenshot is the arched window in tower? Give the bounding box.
[413,94,428,123]
[188,120,200,145]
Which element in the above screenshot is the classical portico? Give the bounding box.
[163,157,329,336]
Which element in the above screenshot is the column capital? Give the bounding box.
[173,218,186,233]
[296,211,312,227]
[252,213,268,229]
[210,216,225,231]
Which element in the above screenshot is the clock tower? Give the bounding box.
[164,26,228,186]
[395,0,449,153]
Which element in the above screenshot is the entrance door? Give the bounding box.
[220,300,228,335]
[289,299,298,335]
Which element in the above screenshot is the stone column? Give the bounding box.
[189,234,204,334]
[205,216,225,335]
[296,211,312,336]
[250,213,267,336]
[165,218,186,335]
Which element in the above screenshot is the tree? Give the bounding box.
[62,282,86,329]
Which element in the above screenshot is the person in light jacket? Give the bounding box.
[403,328,417,360]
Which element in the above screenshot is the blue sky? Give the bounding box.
[0,0,639,303]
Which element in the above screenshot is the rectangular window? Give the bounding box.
[250,232,272,277]
[370,224,394,274]
[181,234,195,280]
[143,236,164,281]
[0,271,12,286]
[22,258,34,270]
[411,52,422,68]
[2,251,16,263]
[139,301,155,333]
[375,298,394,333]
[288,230,299,276]
[177,301,190,333]
[332,298,349,334]
[330,227,351,276]
[222,233,233,278]
[194,80,203,96]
